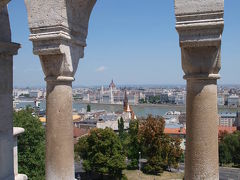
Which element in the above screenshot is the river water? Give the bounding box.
[16,100,239,117]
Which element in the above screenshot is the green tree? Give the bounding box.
[138,115,166,174]
[231,131,240,165]
[219,131,240,166]
[75,128,126,178]
[219,143,232,165]
[13,109,45,180]
[163,136,183,170]
[118,117,124,140]
[87,104,91,112]
[126,120,141,169]
[138,115,183,175]
[139,98,146,104]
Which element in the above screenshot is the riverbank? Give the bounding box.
[76,101,185,108]
[16,100,240,118]
[74,101,240,111]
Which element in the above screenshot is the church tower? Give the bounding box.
[110,86,114,104]
[100,85,104,103]
[109,79,116,90]
[123,89,128,112]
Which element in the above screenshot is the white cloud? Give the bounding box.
[96,66,107,72]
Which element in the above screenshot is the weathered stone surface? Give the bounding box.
[25,1,96,179]
[185,79,219,179]
[175,0,224,80]
[25,0,95,43]
[175,0,224,179]
[25,0,96,81]
[0,7,11,42]
[175,0,224,51]
[0,42,20,180]
[0,0,10,12]
[175,0,224,16]
[45,81,74,180]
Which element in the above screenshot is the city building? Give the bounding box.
[13,89,29,98]
[123,90,136,120]
[228,94,240,107]
[109,79,116,90]
[178,112,186,127]
[217,95,225,106]
[164,127,186,150]
[234,112,240,130]
[29,90,42,98]
[219,113,237,127]
[164,111,181,124]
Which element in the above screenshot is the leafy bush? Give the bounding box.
[13,109,45,180]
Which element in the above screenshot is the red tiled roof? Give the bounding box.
[164,128,186,135]
[164,126,237,136]
[218,126,237,135]
[73,127,89,138]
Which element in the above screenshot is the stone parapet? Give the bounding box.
[15,174,28,180]
[13,127,28,180]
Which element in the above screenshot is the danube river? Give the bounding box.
[16,100,240,117]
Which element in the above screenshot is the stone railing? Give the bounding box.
[13,128,28,180]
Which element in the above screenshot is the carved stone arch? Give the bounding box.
[24,1,97,179]
[0,2,21,180]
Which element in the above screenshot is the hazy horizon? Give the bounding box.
[14,83,240,89]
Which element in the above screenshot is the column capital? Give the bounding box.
[0,42,20,57]
[175,0,224,80]
[25,0,96,82]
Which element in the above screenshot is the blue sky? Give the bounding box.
[8,0,240,87]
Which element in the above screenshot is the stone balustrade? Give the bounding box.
[13,128,28,180]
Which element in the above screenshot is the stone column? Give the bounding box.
[175,0,224,179]
[0,6,20,180]
[25,0,96,179]
[44,76,75,179]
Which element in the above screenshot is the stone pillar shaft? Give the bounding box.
[185,79,219,179]
[0,53,14,180]
[45,80,74,179]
